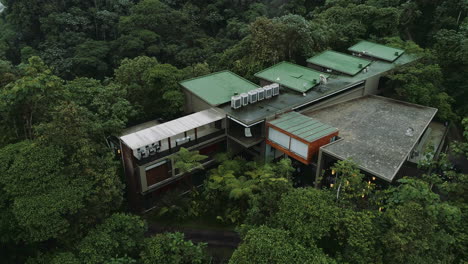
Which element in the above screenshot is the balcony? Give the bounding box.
[136,128,225,166]
[227,119,265,148]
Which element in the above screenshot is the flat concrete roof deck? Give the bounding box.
[303,96,437,182]
[219,52,418,125]
[307,51,372,76]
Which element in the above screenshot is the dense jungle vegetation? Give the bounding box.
[0,0,467,263]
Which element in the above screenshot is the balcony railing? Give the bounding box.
[136,129,225,165]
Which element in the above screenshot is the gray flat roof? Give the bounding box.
[303,96,437,182]
[220,53,418,125]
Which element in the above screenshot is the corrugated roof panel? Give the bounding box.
[292,121,323,135]
[288,119,320,133]
[304,127,338,141]
[268,111,337,143]
[254,62,328,93]
[307,51,372,76]
[348,41,405,62]
[296,125,330,139]
[120,108,225,150]
[179,71,259,106]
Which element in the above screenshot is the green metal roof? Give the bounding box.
[179,71,259,106]
[269,111,338,142]
[307,51,372,76]
[348,41,405,62]
[254,62,327,93]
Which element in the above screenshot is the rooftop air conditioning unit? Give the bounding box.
[231,95,242,109]
[248,90,258,103]
[271,83,280,96]
[326,69,332,73]
[257,87,265,101]
[241,93,249,106]
[265,85,273,98]
[137,147,149,159]
[149,143,160,156]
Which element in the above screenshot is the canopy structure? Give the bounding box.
[307,51,372,76]
[254,62,327,93]
[348,41,405,62]
[180,71,259,106]
[120,108,225,150]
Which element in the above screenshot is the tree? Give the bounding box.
[383,39,457,121]
[379,178,462,264]
[329,159,376,209]
[271,188,339,246]
[0,141,87,244]
[173,147,208,174]
[0,56,64,139]
[114,57,185,121]
[333,210,380,264]
[77,213,147,264]
[140,232,208,264]
[230,226,335,264]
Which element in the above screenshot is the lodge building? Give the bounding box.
[118,41,448,211]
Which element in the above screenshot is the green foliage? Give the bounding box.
[329,159,376,208]
[315,4,400,49]
[333,210,380,264]
[0,56,64,139]
[204,157,293,224]
[271,188,339,245]
[0,141,86,243]
[230,226,335,264]
[140,232,208,264]
[378,178,462,263]
[173,147,208,174]
[114,56,185,120]
[451,117,468,157]
[77,213,147,264]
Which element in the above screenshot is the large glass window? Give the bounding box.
[268,127,290,149]
[290,138,308,158]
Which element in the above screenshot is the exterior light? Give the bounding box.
[368,181,371,185]
[117,149,121,154]
[331,169,335,175]
[372,176,376,181]
[330,183,334,188]
[361,194,365,198]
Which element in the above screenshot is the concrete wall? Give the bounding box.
[183,90,212,113]
[299,85,365,113]
[363,75,382,95]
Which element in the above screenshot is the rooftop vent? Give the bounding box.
[319,74,328,85]
[358,63,363,68]
[406,127,414,137]
[394,51,399,56]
